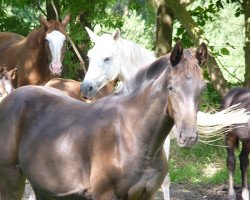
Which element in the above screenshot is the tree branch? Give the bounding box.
[66,34,87,74]
[51,0,58,20]
[165,0,230,97]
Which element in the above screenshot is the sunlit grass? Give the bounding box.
[169,139,245,186]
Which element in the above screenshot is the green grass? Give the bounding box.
[169,139,245,186]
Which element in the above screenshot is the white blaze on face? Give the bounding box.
[45,30,66,75]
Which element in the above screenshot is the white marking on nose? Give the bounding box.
[45,30,66,75]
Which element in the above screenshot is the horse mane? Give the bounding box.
[116,37,156,69]
[119,48,203,95]
[119,55,171,95]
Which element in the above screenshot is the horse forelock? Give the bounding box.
[45,20,67,35]
[177,49,203,78]
[27,20,66,49]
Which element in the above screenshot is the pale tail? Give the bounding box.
[197,104,250,142]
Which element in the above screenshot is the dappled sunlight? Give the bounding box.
[203,163,222,178]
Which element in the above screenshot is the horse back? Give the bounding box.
[222,87,250,110]
[222,87,250,140]
[0,32,24,44]
[0,32,25,73]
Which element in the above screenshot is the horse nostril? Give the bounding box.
[190,135,197,142]
[88,86,93,92]
[179,130,185,144]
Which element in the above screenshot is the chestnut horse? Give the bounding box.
[0,15,70,88]
[222,87,250,200]
[0,42,207,200]
[45,78,118,102]
[0,66,17,101]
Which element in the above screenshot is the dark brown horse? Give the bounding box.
[222,87,250,200]
[0,42,207,200]
[45,78,118,102]
[0,15,70,88]
[0,66,17,101]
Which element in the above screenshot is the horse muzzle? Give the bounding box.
[50,64,62,76]
[176,129,198,148]
[80,81,97,100]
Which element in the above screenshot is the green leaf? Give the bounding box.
[220,48,230,55]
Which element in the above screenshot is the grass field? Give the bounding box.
[169,138,244,186]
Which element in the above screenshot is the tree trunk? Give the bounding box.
[154,0,174,56]
[243,0,250,87]
[165,0,230,97]
[46,0,60,20]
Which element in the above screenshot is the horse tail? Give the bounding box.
[197,106,250,141]
[197,88,250,143]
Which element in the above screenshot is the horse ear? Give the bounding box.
[40,15,50,28]
[7,67,18,80]
[112,29,120,41]
[0,66,4,74]
[196,42,208,66]
[85,27,98,43]
[170,42,183,67]
[62,15,70,28]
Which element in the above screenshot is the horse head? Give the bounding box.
[166,42,207,148]
[80,27,123,99]
[40,15,70,76]
[0,66,16,101]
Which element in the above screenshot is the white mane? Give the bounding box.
[115,37,156,81]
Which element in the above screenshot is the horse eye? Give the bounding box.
[168,85,175,92]
[186,75,192,80]
[104,57,111,62]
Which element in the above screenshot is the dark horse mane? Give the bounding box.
[119,48,202,95]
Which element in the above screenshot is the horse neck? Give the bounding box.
[23,28,50,80]
[117,39,156,82]
[25,26,47,62]
[119,72,173,159]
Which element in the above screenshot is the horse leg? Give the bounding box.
[226,134,237,200]
[239,141,250,200]
[162,135,170,200]
[0,166,26,200]
[94,189,118,200]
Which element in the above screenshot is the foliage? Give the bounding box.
[94,9,155,50]
[200,82,221,111]
[173,0,245,84]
